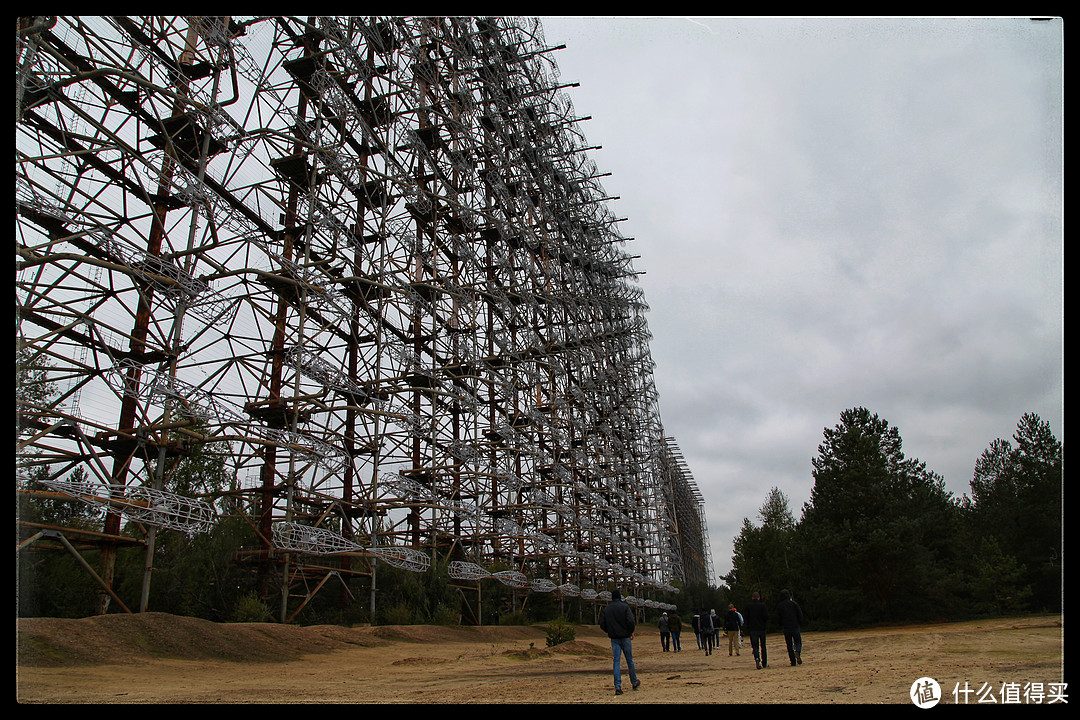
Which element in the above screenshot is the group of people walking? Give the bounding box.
[741,589,804,669]
[601,588,806,695]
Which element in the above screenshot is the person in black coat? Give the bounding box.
[697,608,715,655]
[776,589,805,666]
[723,604,742,656]
[599,590,640,695]
[743,592,769,669]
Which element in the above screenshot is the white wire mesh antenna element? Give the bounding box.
[123,485,218,535]
[555,583,581,597]
[272,521,361,555]
[272,521,431,574]
[40,476,217,536]
[367,546,431,573]
[448,561,491,581]
[491,570,529,589]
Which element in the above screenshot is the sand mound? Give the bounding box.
[15,612,554,668]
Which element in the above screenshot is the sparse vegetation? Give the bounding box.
[230,593,272,623]
[545,616,576,647]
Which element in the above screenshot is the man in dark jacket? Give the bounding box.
[599,590,640,695]
[743,591,769,669]
[698,608,715,655]
[776,589,805,666]
[723,604,742,656]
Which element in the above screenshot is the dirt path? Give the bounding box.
[16,613,1064,704]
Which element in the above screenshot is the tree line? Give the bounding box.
[723,407,1062,629]
[17,348,1061,627]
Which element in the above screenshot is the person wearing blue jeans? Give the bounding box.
[670,612,683,652]
[610,636,639,695]
[599,589,640,695]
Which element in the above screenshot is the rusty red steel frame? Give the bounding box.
[16,16,711,618]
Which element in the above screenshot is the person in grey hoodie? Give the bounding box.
[658,612,671,652]
[776,589,805,666]
[599,590,640,695]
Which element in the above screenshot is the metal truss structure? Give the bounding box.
[16,16,711,618]
[658,438,713,587]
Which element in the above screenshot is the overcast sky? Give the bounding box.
[538,16,1064,583]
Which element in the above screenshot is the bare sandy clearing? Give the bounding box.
[16,613,1064,704]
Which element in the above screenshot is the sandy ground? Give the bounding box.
[16,612,1064,705]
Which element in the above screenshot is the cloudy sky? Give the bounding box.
[538,16,1064,582]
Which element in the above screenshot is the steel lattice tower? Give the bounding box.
[17,16,708,619]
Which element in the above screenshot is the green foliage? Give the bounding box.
[795,408,962,625]
[725,487,796,614]
[966,413,1062,612]
[17,541,103,618]
[230,592,272,623]
[20,465,105,528]
[115,512,259,621]
[340,593,371,626]
[159,433,233,500]
[430,603,460,626]
[967,537,1034,616]
[370,556,461,625]
[545,616,576,646]
[676,580,726,619]
[18,466,111,618]
[725,408,1062,630]
[382,602,419,625]
[372,563,426,624]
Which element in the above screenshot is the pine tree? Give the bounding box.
[797,408,959,625]
[967,413,1062,612]
[726,487,796,612]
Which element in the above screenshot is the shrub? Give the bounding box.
[545,616,576,647]
[430,603,459,626]
[382,601,416,625]
[231,593,271,623]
